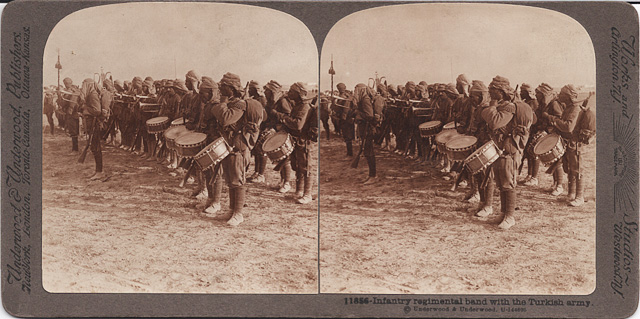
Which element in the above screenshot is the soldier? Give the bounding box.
[481,76,533,230]
[353,83,384,184]
[535,83,565,195]
[320,93,332,140]
[198,77,226,216]
[545,85,595,207]
[520,83,540,186]
[467,80,495,217]
[258,80,294,191]
[59,77,81,153]
[247,80,268,184]
[335,83,355,157]
[271,82,314,203]
[43,88,56,135]
[79,78,111,180]
[101,79,117,146]
[211,72,263,226]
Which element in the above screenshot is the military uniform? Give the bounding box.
[354,83,384,184]
[536,83,565,194]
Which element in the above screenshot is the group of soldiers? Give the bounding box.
[322,74,596,230]
[43,71,317,226]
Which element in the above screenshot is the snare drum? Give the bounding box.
[464,140,501,175]
[533,133,565,165]
[163,125,190,150]
[262,132,294,163]
[435,130,460,154]
[418,120,442,138]
[526,131,548,158]
[442,121,457,130]
[445,135,478,162]
[194,137,230,171]
[174,132,207,158]
[170,117,189,127]
[255,129,276,156]
[146,116,170,134]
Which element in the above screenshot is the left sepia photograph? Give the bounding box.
[41,2,319,293]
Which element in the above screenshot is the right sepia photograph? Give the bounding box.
[319,3,596,294]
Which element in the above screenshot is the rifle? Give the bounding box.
[79,117,98,163]
[351,122,370,169]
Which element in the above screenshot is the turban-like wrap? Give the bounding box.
[80,78,99,102]
[445,83,459,96]
[418,81,428,87]
[405,81,416,92]
[456,74,470,86]
[144,76,154,83]
[416,84,427,97]
[200,76,218,90]
[142,78,156,94]
[103,78,114,92]
[488,75,514,98]
[63,77,73,86]
[560,84,579,103]
[289,82,310,99]
[337,83,346,91]
[520,83,535,99]
[535,83,554,95]
[264,80,282,93]
[470,80,488,93]
[186,70,200,83]
[353,83,374,105]
[123,80,131,91]
[220,72,243,93]
[387,84,397,96]
[165,79,174,88]
[249,80,260,89]
[437,84,446,91]
[173,79,188,92]
[132,77,143,89]
[114,80,124,92]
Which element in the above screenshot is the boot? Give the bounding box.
[71,137,79,152]
[498,189,516,230]
[258,155,268,175]
[567,174,576,201]
[294,177,304,198]
[204,178,223,216]
[227,186,246,226]
[297,175,313,204]
[215,187,234,220]
[569,177,585,207]
[346,141,353,157]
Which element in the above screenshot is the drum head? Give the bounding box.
[446,135,477,149]
[164,125,189,139]
[533,134,560,155]
[175,132,207,145]
[262,132,289,152]
[147,116,169,125]
[443,121,456,129]
[171,117,188,125]
[419,120,441,129]
[435,130,460,144]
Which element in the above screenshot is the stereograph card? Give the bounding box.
[1,0,638,317]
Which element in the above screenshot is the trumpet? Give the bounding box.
[331,95,351,108]
[58,89,81,96]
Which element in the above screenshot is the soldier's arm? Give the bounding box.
[481,104,513,131]
[278,98,293,114]
[553,106,580,133]
[281,103,310,131]
[212,100,245,126]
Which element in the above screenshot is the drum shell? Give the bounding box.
[170,117,189,127]
[146,116,170,134]
[419,120,442,138]
[255,129,276,156]
[533,134,565,165]
[445,135,477,162]
[174,133,207,158]
[526,131,548,158]
[163,125,190,150]
[194,137,230,171]
[262,132,295,163]
[464,140,500,175]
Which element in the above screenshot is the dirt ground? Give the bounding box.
[319,112,596,294]
[42,125,318,293]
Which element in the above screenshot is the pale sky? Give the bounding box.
[44,2,318,88]
[320,3,596,90]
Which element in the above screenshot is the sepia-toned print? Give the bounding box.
[319,3,596,294]
[41,2,319,293]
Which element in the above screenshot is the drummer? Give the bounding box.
[520,83,540,186]
[544,85,595,207]
[270,82,314,203]
[452,75,479,202]
[482,76,533,230]
[336,83,355,157]
[467,80,495,217]
[535,83,565,195]
[258,80,294,192]
[211,72,264,226]
[247,80,269,184]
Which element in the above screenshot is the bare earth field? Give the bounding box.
[319,125,596,295]
[42,128,318,293]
